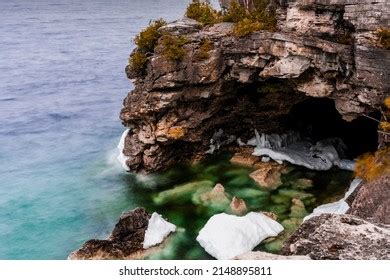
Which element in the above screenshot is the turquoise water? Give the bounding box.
[0,0,193,260]
[123,154,352,259]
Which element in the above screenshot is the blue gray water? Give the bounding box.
[0,0,196,260]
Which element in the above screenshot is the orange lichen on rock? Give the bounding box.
[355,146,390,181]
[167,126,186,139]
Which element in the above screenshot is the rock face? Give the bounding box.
[348,174,390,224]
[281,214,390,260]
[120,1,389,173]
[68,208,175,260]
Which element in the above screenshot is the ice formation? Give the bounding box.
[143,212,176,249]
[303,178,362,221]
[241,130,355,171]
[206,129,236,154]
[117,128,130,171]
[196,212,284,259]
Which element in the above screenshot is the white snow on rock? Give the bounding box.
[196,212,284,260]
[303,178,362,221]
[117,129,130,171]
[143,212,176,249]
[244,130,354,171]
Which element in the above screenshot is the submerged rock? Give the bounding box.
[68,208,176,260]
[282,214,390,260]
[196,212,284,259]
[290,178,313,190]
[192,183,231,212]
[153,180,214,205]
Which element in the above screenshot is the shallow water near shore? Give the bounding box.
[130,153,353,259]
[0,0,354,260]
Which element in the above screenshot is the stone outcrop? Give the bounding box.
[120,1,389,173]
[68,208,174,260]
[281,213,390,260]
[347,174,390,224]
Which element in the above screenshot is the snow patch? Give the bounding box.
[196,212,284,259]
[117,129,130,171]
[243,130,354,171]
[303,178,362,221]
[143,212,176,249]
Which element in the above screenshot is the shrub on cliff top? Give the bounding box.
[129,19,167,75]
[128,51,148,75]
[160,34,188,61]
[135,19,167,53]
[222,0,248,23]
[186,1,221,26]
[224,0,277,37]
[233,18,263,37]
[376,28,390,50]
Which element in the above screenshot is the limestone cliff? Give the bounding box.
[120,0,389,173]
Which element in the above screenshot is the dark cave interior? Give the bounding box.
[284,98,380,159]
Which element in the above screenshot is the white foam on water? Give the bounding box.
[117,128,130,171]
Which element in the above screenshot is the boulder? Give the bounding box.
[348,174,390,224]
[249,162,287,189]
[230,196,248,215]
[281,214,390,260]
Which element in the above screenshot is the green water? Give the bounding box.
[120,153,353,260]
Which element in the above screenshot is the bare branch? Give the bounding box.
[362,114,380,123]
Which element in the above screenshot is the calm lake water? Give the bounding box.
[0,0,352,260]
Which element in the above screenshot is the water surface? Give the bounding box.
[0,0,192,260]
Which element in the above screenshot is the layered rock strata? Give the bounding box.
[120,0,389,173]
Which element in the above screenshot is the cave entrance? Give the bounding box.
[284,98,380,159]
